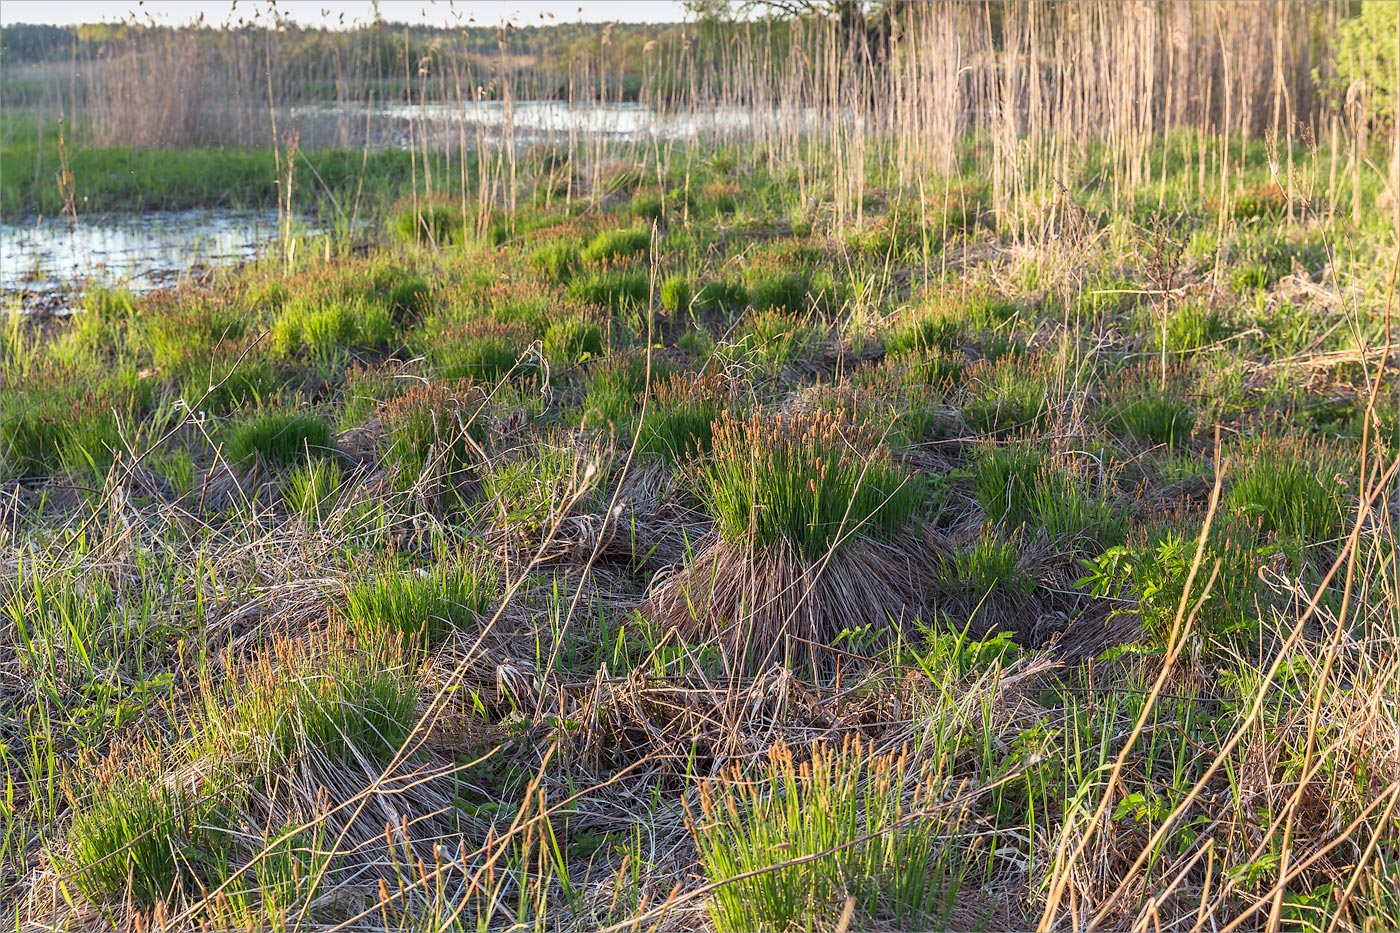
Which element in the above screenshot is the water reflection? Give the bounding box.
[0,210,288,313]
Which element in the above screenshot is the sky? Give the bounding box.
[0,0,691,28]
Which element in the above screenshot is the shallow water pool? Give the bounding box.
[0,209,292,313]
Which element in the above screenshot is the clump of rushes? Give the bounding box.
[481,433,609,537]
[797,377,937,449]
[961,356,1052,437]
[428,319,535,382]
[566,268,651,310]
[270,297,395,359]
[1107,391,1195,449]
[635,372,730,461]
[939,530,1034,601]
[146,306,248,371]
[649,409,927,664]
[379,380,489,492]
[1154,301,1225,355]
[581,225,651,263]
[974,446,1122,548]
[282,458,344,521]
[868,342,966,393]
[700,180,739,215]
[884,302,967,355]
[705,409,921,558]
[393,200,467,245]
[339,360,413,428]
[344,563,497,653]
[542,315,604,366]
[845,211,925,260]
[630,189,664,220]
[1227,437,1351,545]
[746,267,810,314]
[530,239,582,283]
[54,288,139,364]
[689,736,966,932]
[1230,182,1288,222]
[62,760,231,909]
[176,338,280,415]
[386,275,431,321]
[959,291,1020,331]
[738,309,821,372]
[582,351,664,428]
[224,410,334,470]
[660,275,693,314]
[934,528,1037,633]
[0,365,151,479]
[199,648,418,769]
[695,279,748,311]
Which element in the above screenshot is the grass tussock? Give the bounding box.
[690,737,970,932]
[703,408,923,558]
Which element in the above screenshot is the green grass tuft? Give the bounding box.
[691,737,964,932]
[542,316,604,366]
[974,447,1122,546]
[201,650,418,768]
[225,411,334,469]
[580,225,651,263]
[1227,438,1350,545]
[635,372,729,461]
[530,239,582,283]
[282,458,344,521]
[63,769,231,909]
[660,275,693,314]
[1108,392,1195,449]
[704,409,922,558]
[379,381,489,491]
[426,320,535,382]
[345,563,497,652]
[567,269,651,310]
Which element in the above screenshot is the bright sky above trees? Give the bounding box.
[0,1,688,28]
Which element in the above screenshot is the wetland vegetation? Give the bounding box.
[2,1,1400,929]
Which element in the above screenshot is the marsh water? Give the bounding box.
[0,102,773,310]
[283,100,759,149]
[0,210,291,313]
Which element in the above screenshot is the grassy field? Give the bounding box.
[0,118,425,218]
[3,124,1398,929]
